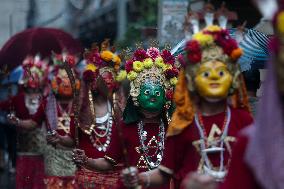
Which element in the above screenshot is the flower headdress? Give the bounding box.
[118,46,179,109]
[20,55,49,90]
[50,52,80,96]
[83,39,121,83]
[167,25,250,136]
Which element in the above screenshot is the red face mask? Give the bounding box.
[101,71,117,92]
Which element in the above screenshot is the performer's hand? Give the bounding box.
[46,130,60,145]
[7,113,20,126]
[121,167,139,188]
[183,172,216,189]
[72,149,88,166]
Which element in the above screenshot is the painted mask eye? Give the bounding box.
[144,89,150,95]
[202,71,210,78]
[219,70,225,77]
[155,91,161,96]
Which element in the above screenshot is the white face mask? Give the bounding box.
[25,94,41,115]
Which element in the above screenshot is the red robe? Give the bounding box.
[0,92,45,189]
[105,120,170,189]
[32,99,77,189]
[160,107,253,189]
[69,122,121,189]
[219,134,262,189]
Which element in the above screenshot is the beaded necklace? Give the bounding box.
[194,106,231,181]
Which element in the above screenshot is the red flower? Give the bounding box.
[133,49,149,61]
[166,89,174,100]
[187,52,202,64]
[185,40,202,64]
[161,50,175,65]
[85,51,103,66]
[147,47,160,59]
[185,40,201,53]
[83,70,95,83]
[165,68,179,79]
[66,55,76,67]
[125,60,133,73]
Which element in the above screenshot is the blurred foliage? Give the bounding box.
[116,0,158,50]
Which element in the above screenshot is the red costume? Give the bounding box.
[219,132,262,189]
[159,107,253,188]
[32,98,77,189]
[70,40,123,189]
[104,120,169,189]
[0,92,45,189]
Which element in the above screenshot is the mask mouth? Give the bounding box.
[150,98,156,102]
[209,83,221,88]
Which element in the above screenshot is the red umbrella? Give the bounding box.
[0,27,83,71]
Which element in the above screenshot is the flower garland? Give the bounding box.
[184,25,243,65]
[117,47,179,107]
[21,55,49,89]
[83,40,121,83]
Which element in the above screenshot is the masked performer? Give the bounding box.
[71,46,179,189]
[1,56,48,189]
[47,40,123,189]
[122,25,254,189]
[9,53,80,189]
[211,8,284,189]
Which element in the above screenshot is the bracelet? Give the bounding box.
[142,172,150,188]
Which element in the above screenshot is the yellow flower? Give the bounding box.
[170,77,178,85]
[155,57,165,68]
[112,55,121,64]
[116,70,127,82]
[162,64,173,71]
[85,64,97,72]
[193,32,214,46]
[100,50,114,62]
[206,25,221,32]
[277,11,284,34]
[127,71,138,81]
[143,58,153,69]
[133,61,144,72]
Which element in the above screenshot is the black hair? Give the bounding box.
[243,69,261,93]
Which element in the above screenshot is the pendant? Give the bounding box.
[203,165,226,181]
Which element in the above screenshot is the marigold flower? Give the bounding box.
[143,58,153,69]
[193,32,214,47]
[127,71,138,81]
[277,11,284,34]
[205,25,222,32]
[170,77,178,85]
[85,64,97,72]
[133,61,144,72]
[155,57,165,68]
[100,50,114,62]
[112,55,121,64]
[230,48,243,60]
[116,70,127,82]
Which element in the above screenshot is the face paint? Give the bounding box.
[137,82,165,113]
[194,61,233,100]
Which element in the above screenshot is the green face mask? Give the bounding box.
[137,82,165,113]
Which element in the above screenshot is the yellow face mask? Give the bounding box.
[194,61,232,100]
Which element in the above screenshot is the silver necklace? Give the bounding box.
[137,120,165,170]
[194,106,231,181]
[89,100,113,152]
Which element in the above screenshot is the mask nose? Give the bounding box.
[209,70,220,80]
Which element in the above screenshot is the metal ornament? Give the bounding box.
[137,120,165,170]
